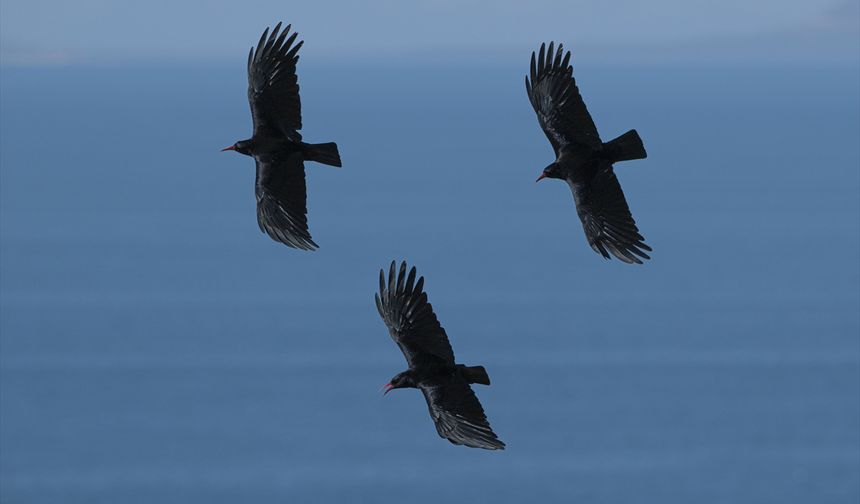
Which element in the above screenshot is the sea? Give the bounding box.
[1,60,858,503]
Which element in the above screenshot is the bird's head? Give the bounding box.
[536,162,563,183]
[221,139,253,156]
[382,371,416,395]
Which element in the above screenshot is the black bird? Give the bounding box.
[376,261,505,450]
[222,23,341,251]
[526,42,651,264]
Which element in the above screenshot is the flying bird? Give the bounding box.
[376,261,505,450]
[526,42,651,264]
[222,22,341,251]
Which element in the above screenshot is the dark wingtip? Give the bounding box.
[395,261,407,293]
[404,266,417,296]
[388,261,397,296]
[374,293,384,318]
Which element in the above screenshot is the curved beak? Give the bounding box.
[536,172,548,183]
[381,383,394,395]
[221,145,236,152]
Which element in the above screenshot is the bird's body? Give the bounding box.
[376,261,504,450]
[223,23,341,251]
[554,143,606,181]
[527,42,651,264]
[390,364,490,390]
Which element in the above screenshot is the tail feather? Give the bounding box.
[603,129,646,163]
[460,365,491,386]
[302,142,341,167]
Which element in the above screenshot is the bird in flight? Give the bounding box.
[376,261,505,450]
[526,42,651,264]
[222,22,341,251]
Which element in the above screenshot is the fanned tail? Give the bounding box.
[604,129,646,163]
[302,142,341,167]
[460,365,491,386]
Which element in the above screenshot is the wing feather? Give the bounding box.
[569,168,651,264]
[247,23,303,139]
[375,261,455,368]
[420,377,505,450]
[254,151,318,250]
[526,42,601,154]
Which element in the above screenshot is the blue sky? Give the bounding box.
[1,0,858,65]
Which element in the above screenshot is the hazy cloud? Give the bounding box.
[1,0,857,65]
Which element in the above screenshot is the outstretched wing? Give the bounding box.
[247,22,303,140]
[254,151,318,250]
[525,42,601,154]
[419,376,505,450]
[569,167,651,264]
[375,261,455,369]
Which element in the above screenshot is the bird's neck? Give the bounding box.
[399,370,419,388]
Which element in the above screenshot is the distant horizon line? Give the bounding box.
[3,28,859,68]
[2,56,858,70]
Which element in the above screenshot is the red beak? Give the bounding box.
[382,383,394,395]
[536,172,548,183]
[221,145,236,152]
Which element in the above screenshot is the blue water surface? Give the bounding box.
[1,61,858,503]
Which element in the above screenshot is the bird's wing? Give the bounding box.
[419,377,505,450]
[569,167,651,264]
[247,22,303,140]
[375,261,456,369]
[525,42,601,154]
[254,150,318,250]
